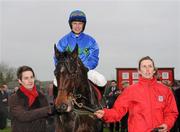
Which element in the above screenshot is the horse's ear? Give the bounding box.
[72,44,78,59]
[54,43,63,59]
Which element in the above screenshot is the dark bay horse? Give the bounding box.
[53,44,103,132]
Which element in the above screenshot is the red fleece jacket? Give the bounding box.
[103,77,178,132]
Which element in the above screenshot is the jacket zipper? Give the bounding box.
[148,83,154,129]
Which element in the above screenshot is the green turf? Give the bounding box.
[0,127,11,132]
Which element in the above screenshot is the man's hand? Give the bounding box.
[157,124,168,132]
[94,110,105,119]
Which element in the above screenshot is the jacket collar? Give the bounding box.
[70,31,84,39]
[138,76,157,86]
[16,89,42,108]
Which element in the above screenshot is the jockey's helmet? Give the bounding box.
[68,10,86,31]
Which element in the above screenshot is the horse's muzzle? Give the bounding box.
[56,103,68,112]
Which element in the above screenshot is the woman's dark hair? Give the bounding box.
[17,66,35,80]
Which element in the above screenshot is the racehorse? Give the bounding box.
[53,44,103,132]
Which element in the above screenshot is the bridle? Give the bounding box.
[54,58,102,115]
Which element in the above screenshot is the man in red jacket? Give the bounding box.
[94,56,178,132]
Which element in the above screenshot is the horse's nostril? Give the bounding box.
[60,103,68,111]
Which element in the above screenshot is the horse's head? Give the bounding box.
[54,44,89,113]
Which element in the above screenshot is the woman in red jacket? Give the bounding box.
[94,56,178,132]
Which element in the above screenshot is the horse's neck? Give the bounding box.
[56,113,76,131]
[88,81,99,106]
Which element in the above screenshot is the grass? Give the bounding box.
[0,127,11,132]
[103,128,109,132]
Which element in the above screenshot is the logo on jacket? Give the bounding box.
[158,96,164,102]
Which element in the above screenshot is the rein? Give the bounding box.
[72,95,96,113]
[72,94,102,115]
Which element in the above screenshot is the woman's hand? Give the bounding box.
[94,110,105,119]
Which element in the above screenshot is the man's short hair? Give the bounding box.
[17,66,35,80]
[111,80,117,83]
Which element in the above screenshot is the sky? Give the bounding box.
[0,0,180,81]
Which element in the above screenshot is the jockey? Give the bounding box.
[53,10,107,87]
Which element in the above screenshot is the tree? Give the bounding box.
[0,63,16,85]
[0,72,5,85]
